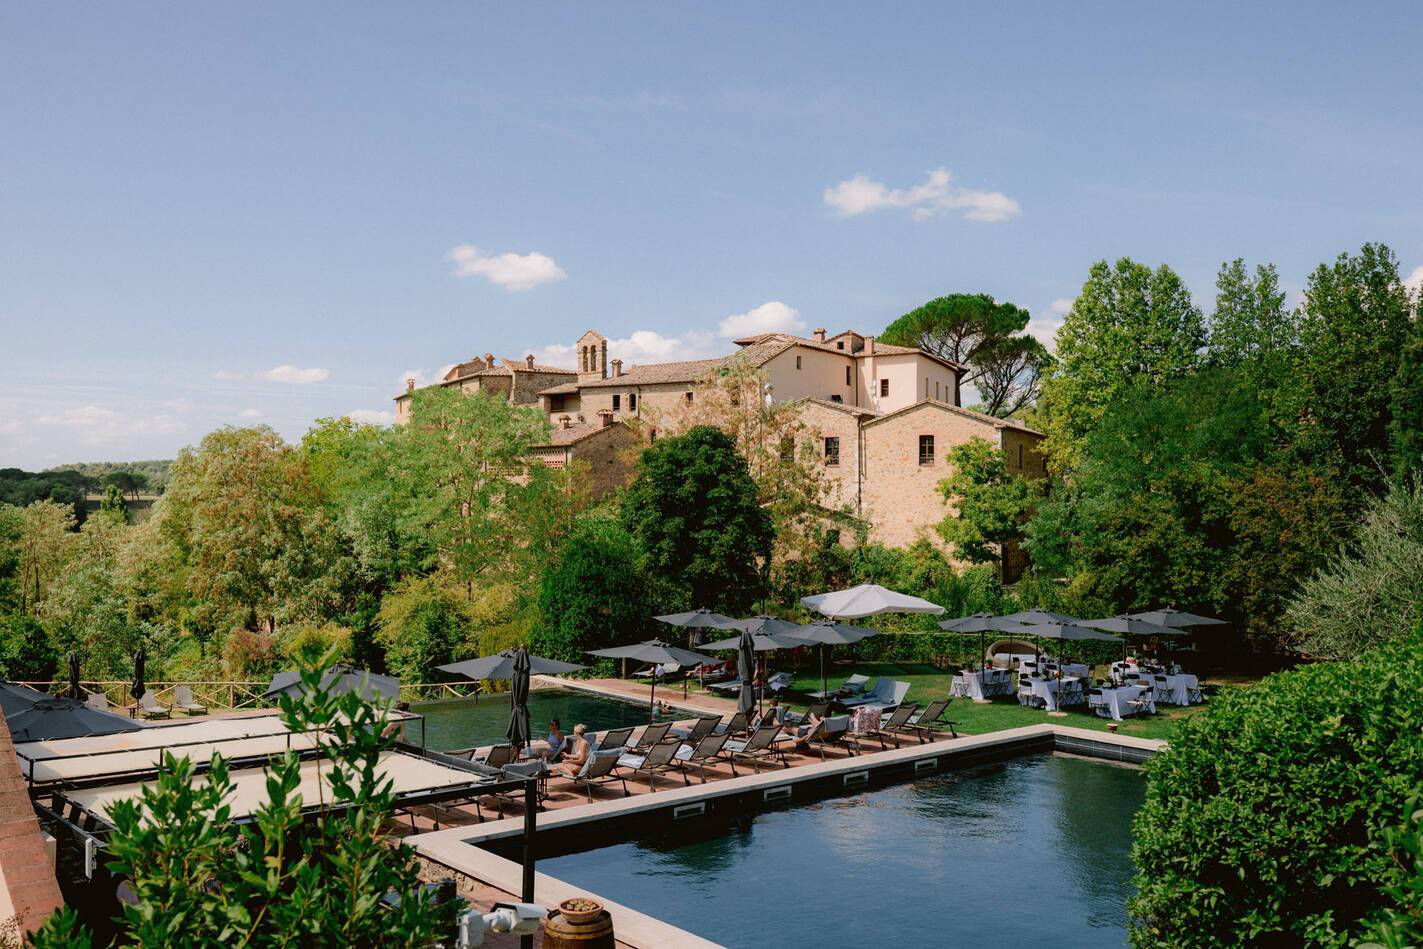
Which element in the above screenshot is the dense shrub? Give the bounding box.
[1129,631,1423,947]
[529,518,652,664]
[0,614,58,681]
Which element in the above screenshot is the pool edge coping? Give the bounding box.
[411,724,1164,949]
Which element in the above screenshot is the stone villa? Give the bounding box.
[395,327,1046,573]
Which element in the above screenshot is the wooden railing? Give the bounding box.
[16,680,487,710]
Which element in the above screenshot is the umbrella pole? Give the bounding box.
[649,675,656,724]
[820,645,827,702]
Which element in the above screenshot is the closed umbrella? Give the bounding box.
[587,640,717,721]
[506,647,532,752]
[5,697,141,742]
[438,650,585,683]
[66,652,81,700]
[736,630,757,719]
[784,620,880,700]
[1126,608,1227,628]
[263,665,400,703]
[131,646,146,707]
[939,613,1036,673]
[801,584,944,620]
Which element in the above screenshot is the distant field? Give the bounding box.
[82,493,161,522]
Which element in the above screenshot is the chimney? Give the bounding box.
[597,409,615,428]
[559,414,572,429]
[812,327,826,343]
[482,353,494,369]
[864,335,875,354]
[405,378,415,393]
[611,358,623,377]
[525,354,535,369]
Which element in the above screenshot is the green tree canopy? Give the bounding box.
[880,293,1051,417]
[1207,258,1294,367]
[1039,258,1205,470]
[620,425,773,614]
[531,517,652,663]
[935,437,1041,567]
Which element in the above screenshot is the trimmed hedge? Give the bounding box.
[1129,632,1423,947]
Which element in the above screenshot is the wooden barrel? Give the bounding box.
[542,909,615,948]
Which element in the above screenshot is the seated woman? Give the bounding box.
[753,697,785,730]
[554,723,591,777]
[540,718,566,762]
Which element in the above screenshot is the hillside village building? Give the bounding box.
[396,327,1046,574]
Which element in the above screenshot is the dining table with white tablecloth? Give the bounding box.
[1093,684,1156,720]
[1022,675,1085,711]
[1021,659,1091,680]
[1139,672,1199,706]
[951,668,1014,700]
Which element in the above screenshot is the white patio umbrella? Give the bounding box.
[800,584,944,620]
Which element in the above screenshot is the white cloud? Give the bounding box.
[448,244,567,291]
[717,301,806,339]
[238,408,263,418]
[823,167,1021,223]
[1050,297,1074,314]
[213,369,244,381]
[532,330,719,370]
[35,405,119,427]
[1405,265,1423,295]
[260,365,330,384]
[346,409,394,426]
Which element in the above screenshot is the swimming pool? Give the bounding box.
[408,687,669,752]
[537,754,1145,947]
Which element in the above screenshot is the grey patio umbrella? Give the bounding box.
[1126,607,1227,628]
[1082,615,1189,667]
[784,620,880,700]
[801,584,944,620]
[1019,621,1122,670]
[736,630,757,719]
[5,697,142,743]
[654,610,744,689]
[734,615,804,636]
[1000,608,1081,625]
[939,613,1036,672]
[586,640,718,720]
[66,652,81,700]
[437,650,585,683]
[131,646,146,706]
[699,631,804,651]
[0,682,49,718]
[506,647,532,751]
[263,665,401,703]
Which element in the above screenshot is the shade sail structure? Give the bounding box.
[939,613,1038,672]
[585,640,717,668]
[801,584,944,619]
[733,615,804,636]
[1000,608,1082,625]
[1080,615,1188,638]
[5,697,142,743]
[0,682,50,718]
[263,665,400,703]
[438,650,584,682]
[1126,608,1228,628]
[700,631,805,651]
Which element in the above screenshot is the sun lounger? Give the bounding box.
[723,722,787,774]
[632,662,683,680]
[712,711,748,737]
[807,673,870,702]
[630,721,674,751]
[784,701,831,726]
[706,677,747,694]
[85,691,112,712]
[673,732,731,784]
[863,703,918,750]
[669,715,721,744]
[617,740,681,792]
[840,679,908,709]
[594,726,635,752]
[481,744,517,768]
[892,698,957,742]
[138,690,170,719]
[765,671,793,694]
[813,715,855,757]
[173,685,207,716]
[567,749,627,801]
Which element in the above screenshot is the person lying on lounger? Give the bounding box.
[555,723,591,777]
[778,713,823,750]
[753,697,785,730]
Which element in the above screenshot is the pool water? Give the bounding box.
[408,687,668,752]
[538,754,1145,947]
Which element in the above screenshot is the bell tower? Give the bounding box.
[575,329,608,382]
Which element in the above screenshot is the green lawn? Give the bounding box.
[693,661,1221,742]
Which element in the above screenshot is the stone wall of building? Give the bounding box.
[797,400,864,514]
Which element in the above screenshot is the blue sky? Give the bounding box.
[3,2,1421,468]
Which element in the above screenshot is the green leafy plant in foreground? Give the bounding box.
[1129,630,1423,947]
[30,655,455,948]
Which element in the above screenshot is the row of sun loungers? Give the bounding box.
[84,687,208,719]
